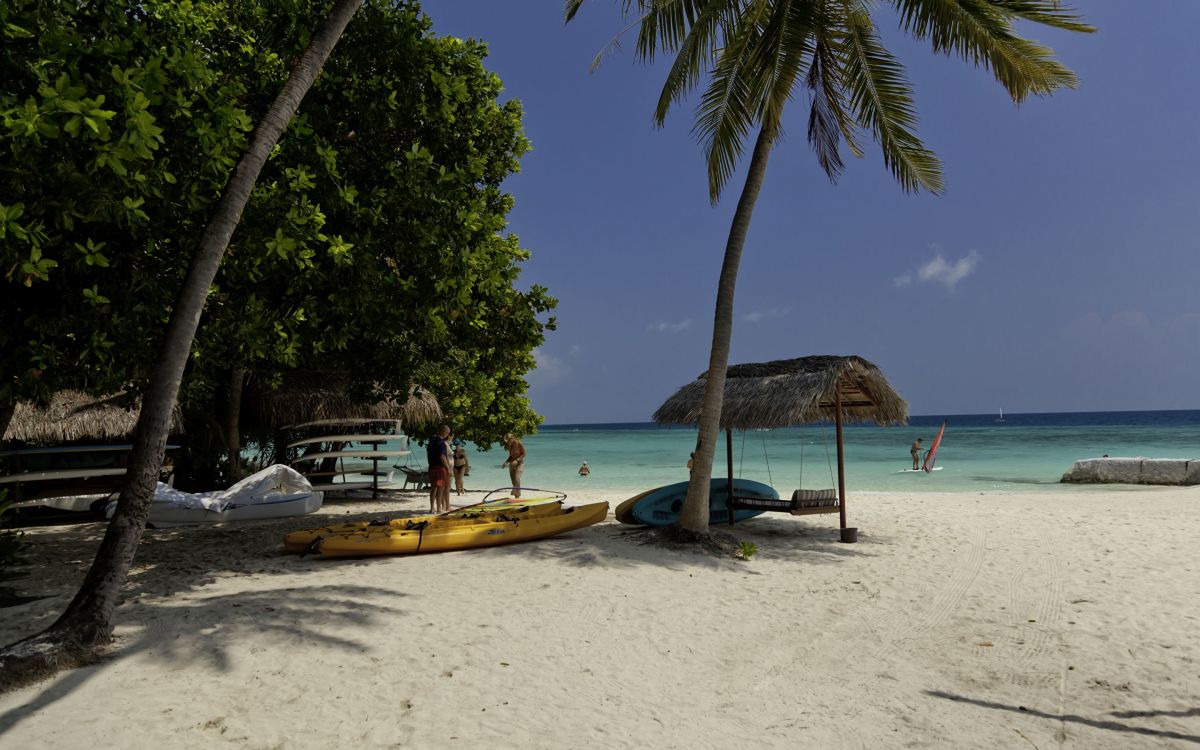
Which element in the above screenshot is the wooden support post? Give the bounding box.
[726,426,735,525]
[835,388,847,530]
[371,442,380,499]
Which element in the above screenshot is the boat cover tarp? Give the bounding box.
[110,465,316,514]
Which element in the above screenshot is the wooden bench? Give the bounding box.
[729,488,840,515]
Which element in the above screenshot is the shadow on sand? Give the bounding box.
[0,494,881,720]
[0,583,405,738]
[925,690,1200,745]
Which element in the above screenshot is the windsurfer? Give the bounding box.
[910,438,923,470]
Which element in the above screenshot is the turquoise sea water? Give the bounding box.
[389,411,1200,496]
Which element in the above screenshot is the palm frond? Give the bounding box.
[987,0,1093,32]
[803,0,862,179]
[745,0,811,130]
[693,15,763,202]
[807,36,846,179]
[635,0,710,63]
[564,0,639,23]
[652,0,734,125]
[840,2,943,193]
[890,0,1090,102]
[585,13,647,72]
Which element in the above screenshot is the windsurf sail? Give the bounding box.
[922,421,947,473]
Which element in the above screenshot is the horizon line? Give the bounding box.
[539,407,1200,428]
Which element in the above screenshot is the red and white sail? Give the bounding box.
[922,421,947,472]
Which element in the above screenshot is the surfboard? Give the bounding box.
[291,449,410,463]
[0,443,181,458]
[897,467,943,473]
[308,481,375,493]
[286,435,409,449]
[0,467,128,484]
[621,478,775,526]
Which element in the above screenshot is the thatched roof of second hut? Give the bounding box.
[243,373,442,431]
[5,391,182,445]
[653,355,908,430]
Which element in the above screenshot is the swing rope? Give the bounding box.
[822,424,836,487]
[761,431,773,487]
[738,431,746,478]
[798,428,805,489]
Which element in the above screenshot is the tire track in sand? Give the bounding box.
[864,526,988,659]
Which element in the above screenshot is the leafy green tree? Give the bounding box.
[0,0,263,435]
[185,2,554,469]
[1,0,554,481]
[0,0,363,685]
[567,0,1092,534]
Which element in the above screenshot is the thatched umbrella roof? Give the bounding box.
[243,373,442,431]
[652,355,908,430]
[4,390,183,445]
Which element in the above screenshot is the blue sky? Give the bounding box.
[426,2,1200,424]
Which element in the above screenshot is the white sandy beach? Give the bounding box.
[1,485,1197,748]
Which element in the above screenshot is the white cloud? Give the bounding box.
[647,319,692,334]
[895,249,981,291]
[743,306,792,323]
[527,347,570,385]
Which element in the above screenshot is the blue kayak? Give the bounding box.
[617,478,777,526]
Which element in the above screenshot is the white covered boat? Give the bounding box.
[106,465,322,527]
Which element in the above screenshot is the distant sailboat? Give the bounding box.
[996,408,1005,423]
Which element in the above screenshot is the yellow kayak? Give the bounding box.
[283,500,563,553]
[312,501,609,558]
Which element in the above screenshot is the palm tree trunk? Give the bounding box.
[226,365,246,483]
[680,126,776,533]
[0,0,362,681]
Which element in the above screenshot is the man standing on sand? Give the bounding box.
[502,433,526,498]
[427,424,452,513]
[910,437,923,471]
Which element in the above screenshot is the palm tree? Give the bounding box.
[0,0,363,685]
[566,0,1092,535]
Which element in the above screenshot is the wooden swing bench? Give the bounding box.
[398,466,430,490]
[729,488,840,515]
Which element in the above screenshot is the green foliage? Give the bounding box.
[735,540,757,561]
[191,1,555,449]
[0,0,258,407]
[1,0,554,475]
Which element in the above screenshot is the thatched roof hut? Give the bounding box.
[4,390,183,445]
[653,355,907,429]
[652,355,908,537]
[242,373,442,431]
